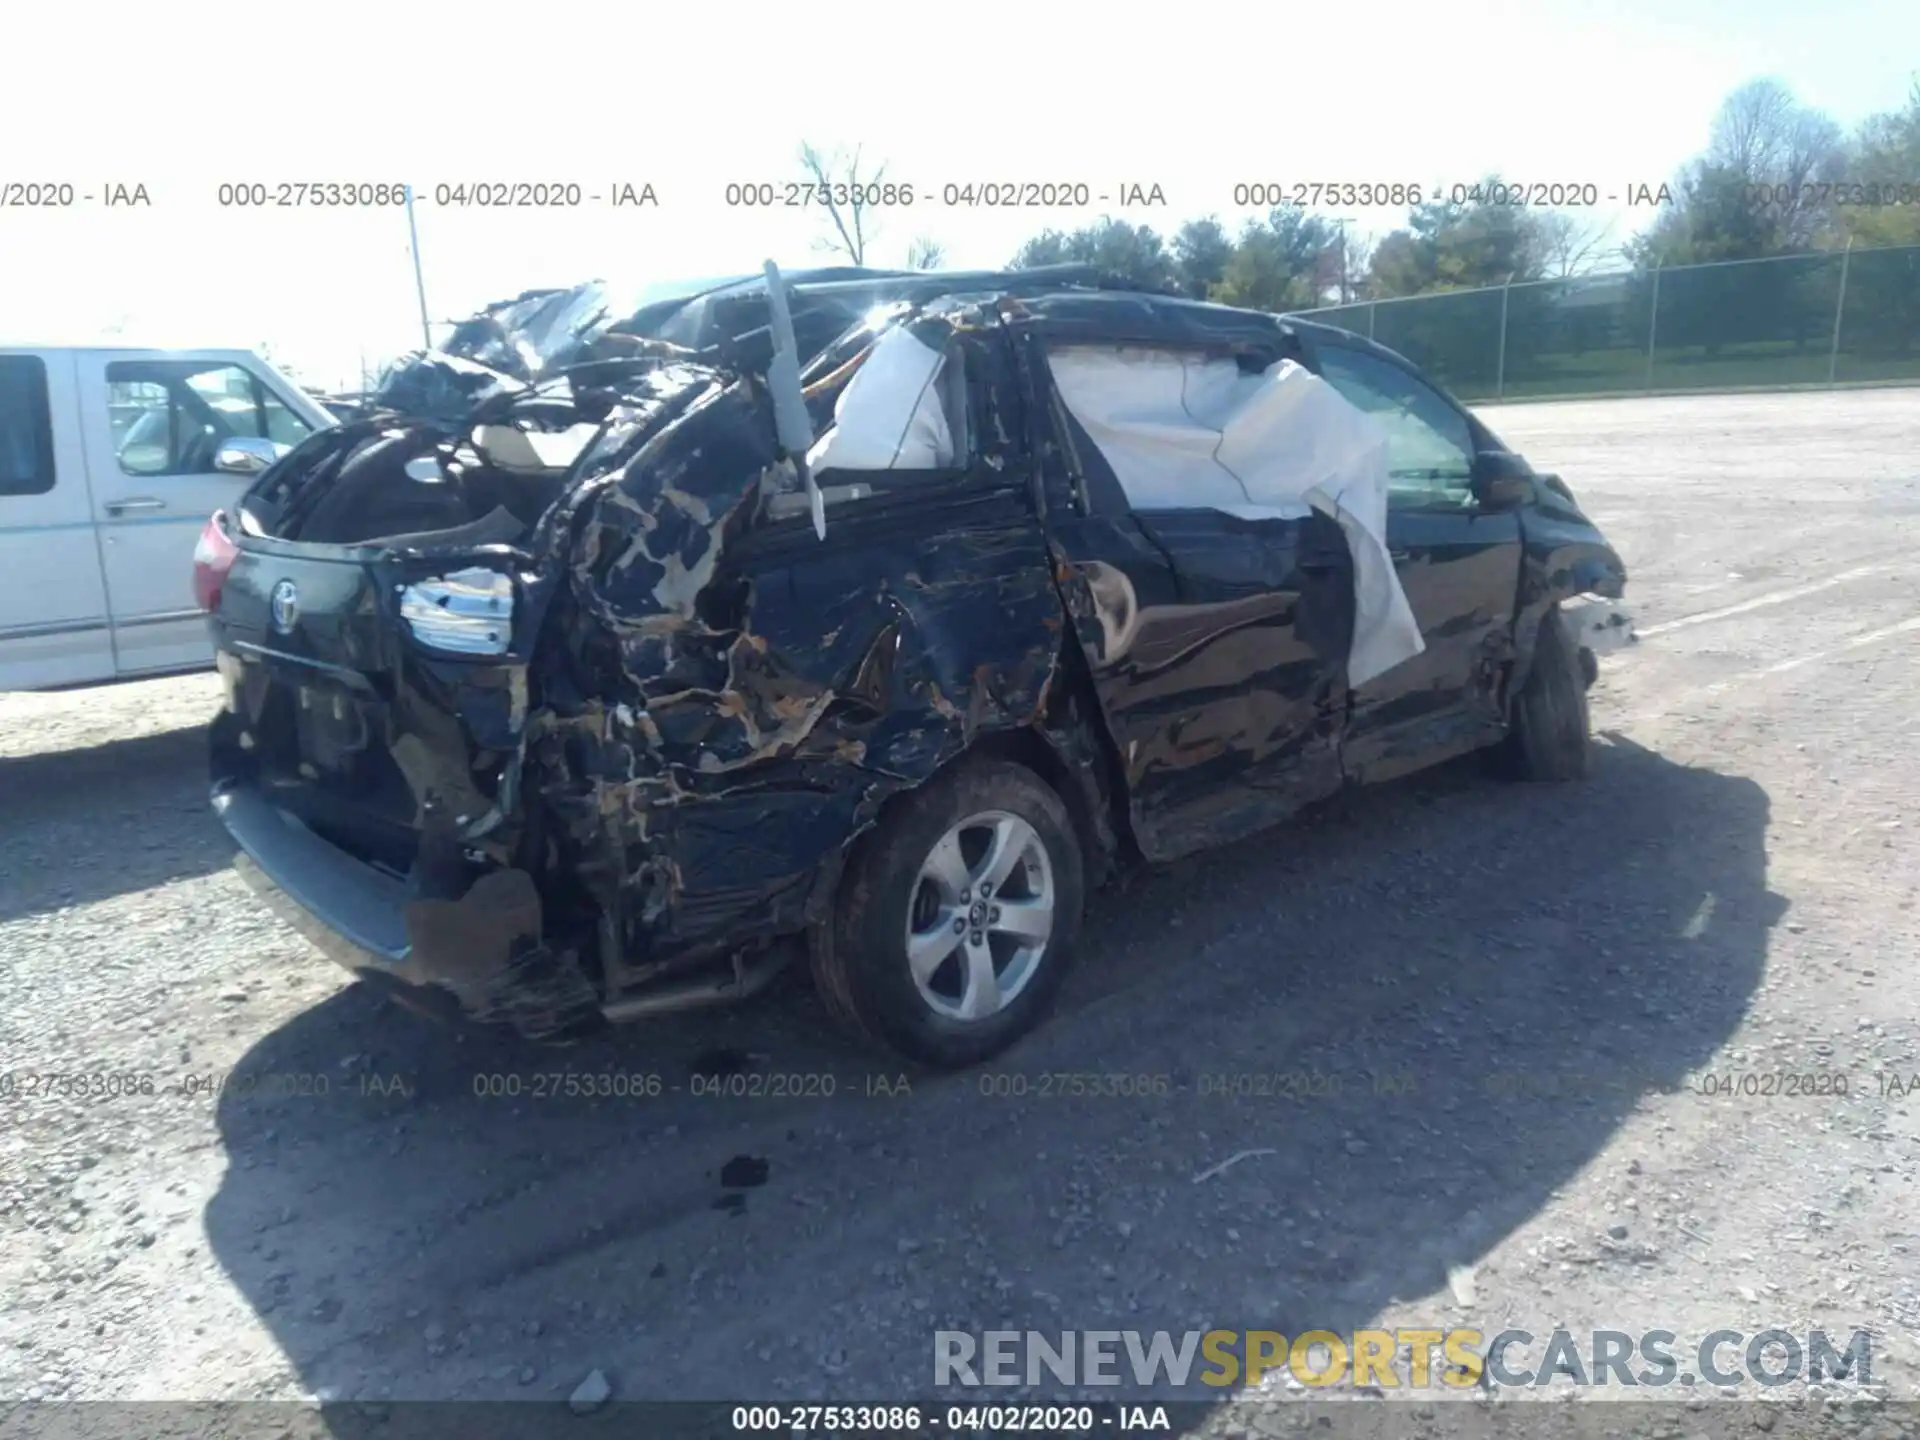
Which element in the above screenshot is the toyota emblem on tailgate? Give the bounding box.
[269,580,299,634]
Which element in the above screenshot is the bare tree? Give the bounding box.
[798,141,887,265]
[1706,77,1846,247]
[906,235,947,270]
[1535,210,1619,279]
[1710,77,1802,178]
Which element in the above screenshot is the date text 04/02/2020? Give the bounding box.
[727,1403,1173,1432]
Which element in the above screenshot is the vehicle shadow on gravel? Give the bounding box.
[0,724,232,921]
[202,730,1783,1417]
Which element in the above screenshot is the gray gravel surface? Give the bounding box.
[1,389,1916,1426]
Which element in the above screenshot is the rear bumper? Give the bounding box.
[212,782,603,1038]
[214,781,797,1035]
[216,786,413,965]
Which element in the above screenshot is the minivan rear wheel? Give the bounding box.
[809,760,1084,1068]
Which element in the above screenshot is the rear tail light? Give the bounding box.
[192,509,239,613]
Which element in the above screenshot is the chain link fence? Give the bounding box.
[1291,242,1920,403]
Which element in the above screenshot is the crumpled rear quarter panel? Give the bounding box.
[524,375,1071,990]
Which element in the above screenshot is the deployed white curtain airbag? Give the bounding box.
[805,326,955,472]
[1047,346,1425,687]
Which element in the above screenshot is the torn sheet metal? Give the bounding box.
[1043,345,1424,687]
[761,261,826,538]
[521,325,1070,987]
[805,325,956,472]
[368,279,709,428]
[363,268,1132,448]
[434,281,666,383]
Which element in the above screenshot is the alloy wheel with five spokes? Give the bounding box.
[905,810,1055,1022]
[808,759,1085,1068]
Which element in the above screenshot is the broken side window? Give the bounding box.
[1044,340,1425,688]
[1041,344,1316,516]
[803,324,965,474]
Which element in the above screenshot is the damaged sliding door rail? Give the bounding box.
[1014,329,1092,519]
[1011,330,1052,524]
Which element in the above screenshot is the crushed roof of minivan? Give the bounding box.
[371,264,1175,418]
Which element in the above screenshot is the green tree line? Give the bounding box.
[999,74,1919,312]
[978,75,1920,391]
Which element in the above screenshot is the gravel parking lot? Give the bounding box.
[2,389,1917,1427]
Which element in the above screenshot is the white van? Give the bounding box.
[0,346,334,690]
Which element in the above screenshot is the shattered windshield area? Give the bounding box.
[370,280,677,422]
[369,264,1125,429]
[436,284,632,384]
[370,277,724,421]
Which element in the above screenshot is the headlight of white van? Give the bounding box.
[399,568,514,655]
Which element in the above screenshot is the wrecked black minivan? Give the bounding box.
[208,264,1630,1067]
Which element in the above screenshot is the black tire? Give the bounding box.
[1493,603,1591,782]
[809,759,1085,1068]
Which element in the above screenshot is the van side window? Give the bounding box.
[106,361,313,478]
[0,356,56,497]
[1313,344,1475,509]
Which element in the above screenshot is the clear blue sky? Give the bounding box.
[3,0,1915,389]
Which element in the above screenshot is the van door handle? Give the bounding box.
[105,497,167,515]
[1388,547,1411,563]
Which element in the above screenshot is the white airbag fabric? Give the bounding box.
[1047,346,1424,687]
[805,327,954,472]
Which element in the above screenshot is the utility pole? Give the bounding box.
[1332,218,1354,305]
[1827,234,1854,387]
[405,186,433,352]
[1495,272,1513,399]
[1644,261,1662,393]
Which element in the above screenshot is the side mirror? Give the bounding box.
[1470,450,1533,510]
[213,437,288,476]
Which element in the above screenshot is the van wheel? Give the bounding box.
[1493,603,1591,782]
[809,760,1084,1069]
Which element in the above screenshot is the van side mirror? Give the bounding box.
[1470,450,1533,510]
[214,437,287,476]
